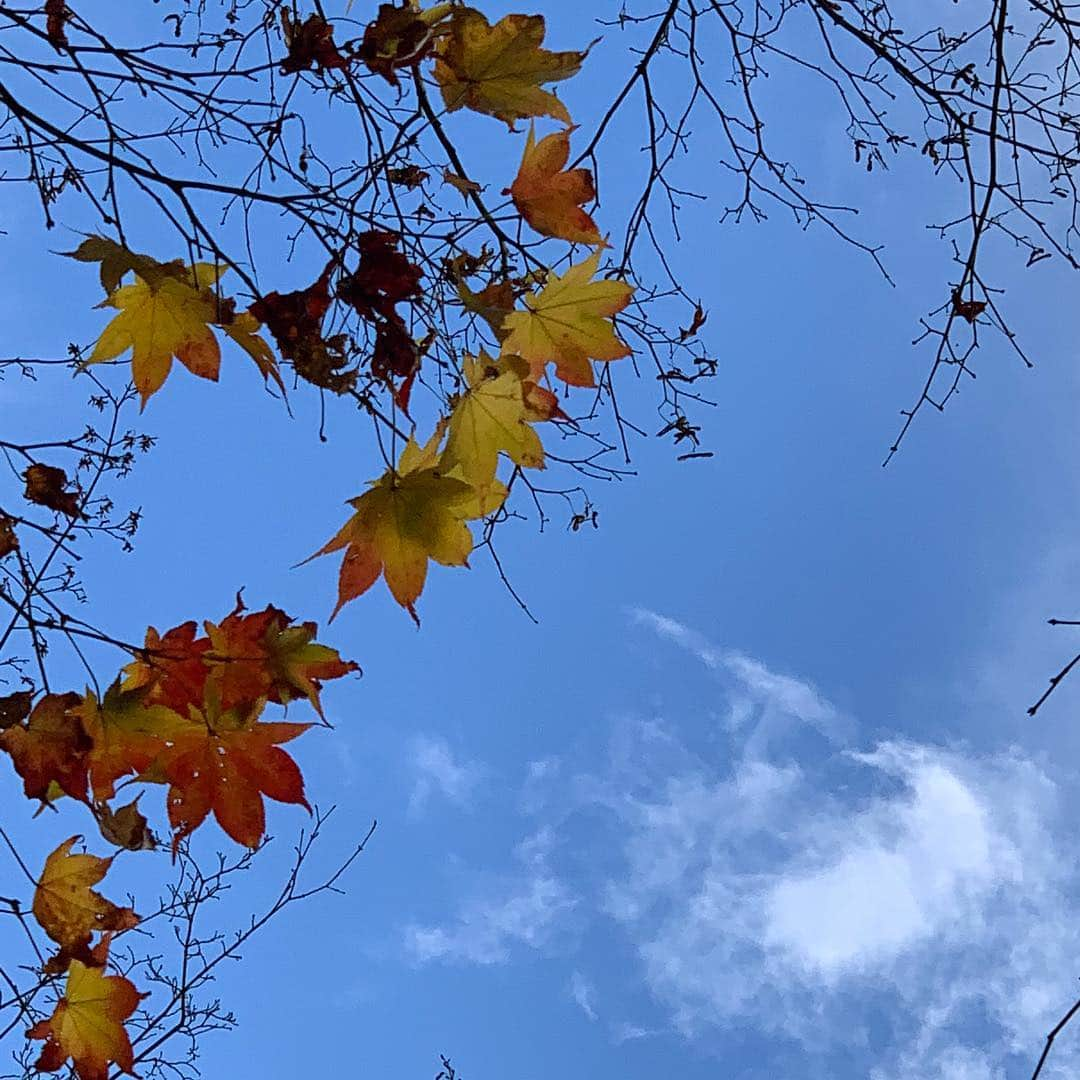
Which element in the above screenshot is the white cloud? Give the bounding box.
[762,746,1007,976]
[589,624,1080,1076]
[569,971,598,1021]
[406,614,1080,1077]
[631,607,853,752]
[611,1021,660,1044]
[407,734,481,817]
[404,828,576,965]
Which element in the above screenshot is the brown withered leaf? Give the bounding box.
[95,799,156,851]
[679,305,707,341]
[250,262,357,393]
[358,3,439,85]
[387,164,429,189]
[0,516,18,558]
[45,0,68,47]
[951,290,986,324]
[0,691,89,802]
[280,11,350,74]
[443,168,483,200]
[23,464,86,520]
[337,231,422,323]
[63,236,187,296]
[0,689,33,730]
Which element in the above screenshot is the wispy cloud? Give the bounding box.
[406,614,1080,1076]
[569,971,598,1021]
[407,734,482,818]
[404,828,577,965]
[598,615,1080,1076]
[630,607,852,752]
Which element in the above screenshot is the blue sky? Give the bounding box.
[4,2,1080,1079]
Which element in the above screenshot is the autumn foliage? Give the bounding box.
[0,4,646,1076]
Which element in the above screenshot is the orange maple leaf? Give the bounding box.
[159,698,311,850]
[506,126,601,245]
[121,621,211,712]
[28,950,145,1080]
[32,837,139,967]
[76,685,189,802]
[203,604,359,717]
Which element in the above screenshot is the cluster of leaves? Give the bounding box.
[0,4,671,1077]
[0,601,355,1078]
[68,4,634,624]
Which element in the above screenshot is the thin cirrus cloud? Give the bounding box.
[404,827,577,966]
[629,606,854,752]
[405,611,1080,1077]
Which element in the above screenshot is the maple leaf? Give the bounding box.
[457,277,515,339]
[434,8,585,127]
[358,2,451,85]
[506,125,601,245]
[203,604,358,717]
[338,231,424,384]
[308,429,476,622]
[121,621,210,713]
[76,684,189,801]
[94,798,155,852]
[251,261,357,393]
[679,304,707,341]
[951,289,987,324]
[443,168,483,200]
[501,251,634,387]
[87,263,223,407]
[0,692,89,802]
[28,952,145,1080]
[387,163,430,189]
[522,379,564,423]
[159,698,311,850]
[280,11,349,74]
[33,837,139,966]
[0,688,32,729]
[338,231,422,322]
[23,463,85,519]
[441,353,545,516]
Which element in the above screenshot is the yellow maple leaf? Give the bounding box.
[88,263,223,407]
[501,252,634,386]
[441,353,545,516]
[433,8,585,127]
[87,263,279,407]
[308,429,477,623]
[32,837,139,963]
[28,953,145,1080]
[506,125,601,245]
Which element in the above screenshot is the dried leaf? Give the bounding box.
[23,463,85,519]
[0,692,88,802]
[280,11,349,74]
